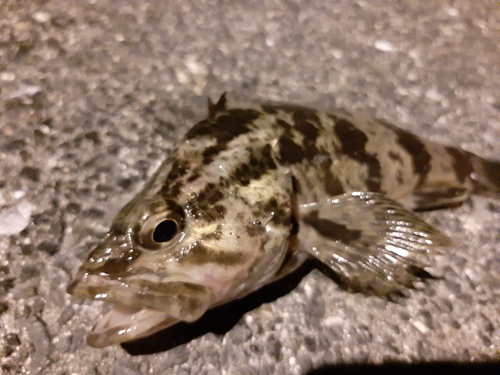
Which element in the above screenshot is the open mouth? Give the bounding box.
[68,273,211,348]
[86,305,177,348]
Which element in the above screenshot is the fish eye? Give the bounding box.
[152,219,178,243]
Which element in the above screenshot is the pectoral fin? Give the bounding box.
[299,192,452,295]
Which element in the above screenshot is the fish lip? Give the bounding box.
[85,305,177,348]
[68,272,212,323]
[69,272,212,347]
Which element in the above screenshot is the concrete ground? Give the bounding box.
[0,1,499,374]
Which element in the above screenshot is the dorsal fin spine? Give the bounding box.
[207,93,227,118]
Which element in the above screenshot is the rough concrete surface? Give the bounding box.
[0,0,499,374]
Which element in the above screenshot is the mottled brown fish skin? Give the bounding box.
[68,93,499,347]
[74,93,499,295]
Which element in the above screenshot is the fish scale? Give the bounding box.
[68,94,499,348]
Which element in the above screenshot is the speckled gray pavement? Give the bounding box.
[0,1,499,374]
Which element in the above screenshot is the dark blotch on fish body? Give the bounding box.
[302,210,362,243]
[323,167,345,196]
[295,121,320,142]
[446,147,473,184]
[160,158,191,198]
[231,144,277,186]
[186,108,262,165]
[202,145,224,164]
[262,104,321,123]
[394,129,431,187]
[167,159,190,180]
[162,181,183,198]
[200,226,223,241]
[187,183,227,222]
[291,175,302,194]
[334,118,382,191]
[260,197,291,227]
[245,221,266,237]
[277,136,306,164]
[186,168,201,183]
[185,109,261,144]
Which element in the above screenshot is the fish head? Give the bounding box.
[67,193,208,347]
[68,177,293,347]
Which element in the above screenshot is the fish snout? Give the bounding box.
[68,272,211,322]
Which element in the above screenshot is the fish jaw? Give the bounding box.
[86,305,177,348]
[68,272,211,347]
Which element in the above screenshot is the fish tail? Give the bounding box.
[469,153,500,197]
[410,144,499,210]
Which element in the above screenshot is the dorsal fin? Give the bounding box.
[207,93,227,118]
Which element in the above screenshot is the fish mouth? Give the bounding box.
[68,273,211,347]
[86,305,178,348]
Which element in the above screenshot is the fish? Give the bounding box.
[67,94,500,348]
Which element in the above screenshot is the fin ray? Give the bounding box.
[299,192,452,295]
